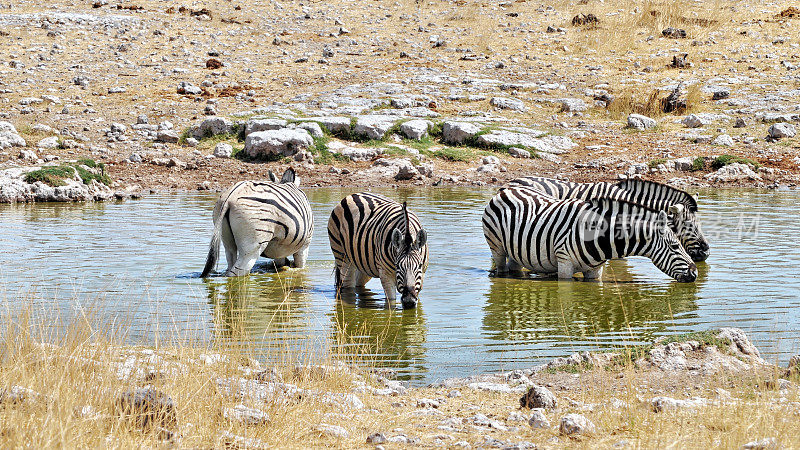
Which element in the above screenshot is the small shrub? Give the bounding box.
[649,158,668,168]
[711,154,759,170]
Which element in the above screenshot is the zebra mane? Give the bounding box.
[614,178,698,212]
[402,201,413,247]
[585,196,664,216]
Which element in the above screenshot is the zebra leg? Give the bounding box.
[557,259,576,280]
[272,257,290,270]
[337,263,360,288]
[226,242,268,277]
[378,269,397,304]
[507,258,523,274]
[221,215,237,274]
[292,246,310,269]
[490,249,508,275]
[582,265,604,280]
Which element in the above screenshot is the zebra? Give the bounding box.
[327,192,429,309]
[482,186,697,282]
[505,176,710,262]
[200,168,313,277]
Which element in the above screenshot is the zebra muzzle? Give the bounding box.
[400,293,418,309]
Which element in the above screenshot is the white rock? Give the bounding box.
[490,96,527,112]
[353,115,397,140]
[193,117,234,139]
[509,147,531,158]
[557,98,588,112]
[244,129,313,158]
[712,134,734,146]
[297,121,324,138]
[245,118,288,136]
[627,114,657,130]
[768,123,796,139]
[683,114,709,128]
[559,413,596,435]
[529,409,551,429]
[742,437,778,449]
[442,121,481,145]
[223,404,269,425]
[37,136,60,149]
[400,119,432,140]
[705,163,761,182]
[156,130,180,144]
[317,423,349,438]
[0,122,26,149]
[651,396,708,412]
[213,143,233,158]
[307,116,351,135]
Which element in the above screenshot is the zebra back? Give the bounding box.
[615,178,698,212]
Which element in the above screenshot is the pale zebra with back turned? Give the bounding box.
[327,193,429,309]
[505,176,710,262]
[200,168,313,277]
[482,186,697,282]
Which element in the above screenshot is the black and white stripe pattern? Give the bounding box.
[328,192,429,308]
[506,176,710,261]
[201,168,313,277]
[482,186,697,282]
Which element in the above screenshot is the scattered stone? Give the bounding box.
[213,143,233,158]
[416,398,440,408]
[245,118,288,136]
[683,114,708,128]
[734,118,747,128]
[317,423,349,438]
[742,437,778,450]
[400,119,432,140]
[559,413,596,436]
[670,53,690,68]
[508,147,531,158]
[490,97,526,112]
[529,409,551,429]
[0,122,26,149]
[223,404,269,425]
[177,81,202,95]
[156,130,180,144]
[218,431,269,449]
[520,385,557,410]
[206,58,223,69]
[115,387,177,431]
[662,27,687,38]
[557,98,588,113]
[245,128,314,158]
[0,385,40,404]
[627,114,657,130]
[193,117,234,139]
[442,121,481,145]
[712,89,730,100]
[767,123,796,140]
[37,136,60,149]
[717,328,761,357]
[353,115,397,140]
[297,121,324,138]
[651,396,708,412]
[366,432,387,444]
[712,134,734,146]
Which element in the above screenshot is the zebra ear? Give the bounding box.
[268,170,278,183]
[668,204,685,216]
[415,229,427,250]
[281,168,299,186]
[391,228,404,250]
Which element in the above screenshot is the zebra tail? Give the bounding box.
[200,199,231,278]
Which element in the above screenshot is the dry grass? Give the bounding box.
[1,294,799,448]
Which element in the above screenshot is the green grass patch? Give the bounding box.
[308,135,349,165]
[402,136,437,151]
[691,156,706,171]
[23,159,111,187]
[648,158,668,169]
[424,147,475,162]
[23,166,74,187]
[711,154,759,170]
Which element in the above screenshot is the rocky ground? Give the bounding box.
[2,327,799,447]
[1,0,800,200]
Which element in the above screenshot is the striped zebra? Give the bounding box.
[327,193,429,309]
[482,186,697,282]
[200,168,313,277]
[506,176,710,261]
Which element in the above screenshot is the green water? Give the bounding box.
[0,187,797,383]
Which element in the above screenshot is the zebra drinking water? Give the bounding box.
[327,193,429,309]
[200,168,313,277]
[482,186,697,282]
[505,176,710,262]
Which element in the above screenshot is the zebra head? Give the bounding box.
[390,202,428,309]
[668,204,709,262]
[650,210,698,282]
